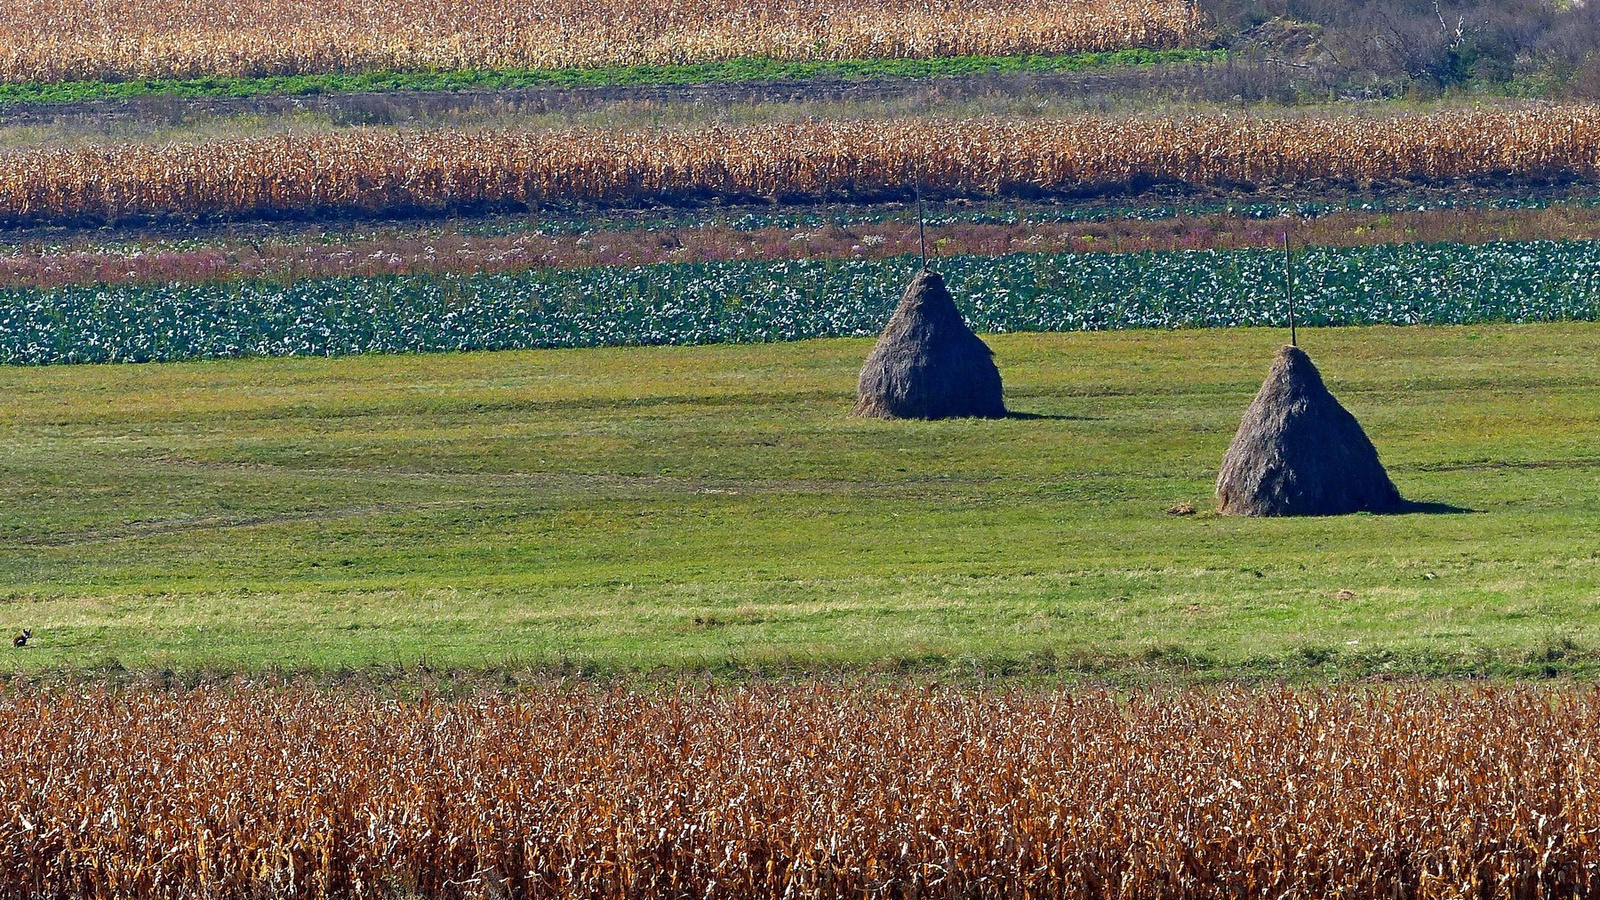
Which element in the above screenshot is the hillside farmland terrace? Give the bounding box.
[17,0,1600,897]
[10,0,1597,678]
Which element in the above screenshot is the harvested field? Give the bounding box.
[0,0,1202,84]
[9,202,1600,289]
[3,683,1597,899]
[4,108,1599,225]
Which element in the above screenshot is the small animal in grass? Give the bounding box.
[12,629,30,648]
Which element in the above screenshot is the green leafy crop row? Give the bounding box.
[0,50,1221,106]
[1,240,1594,365]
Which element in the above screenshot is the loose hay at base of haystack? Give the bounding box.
[1217,345,1402,517]
[854,268,1005,420]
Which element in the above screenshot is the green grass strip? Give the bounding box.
[3,322,1600,678]
[0,49,1224,106]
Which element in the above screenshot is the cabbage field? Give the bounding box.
[2,239,1598,364]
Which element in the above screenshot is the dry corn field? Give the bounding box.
[3,684,1600,900]
[0,0,1203,84]
[4,107,1599,226]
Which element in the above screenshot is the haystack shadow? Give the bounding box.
[1379,499,1477,516]
[1005,411,1102,422]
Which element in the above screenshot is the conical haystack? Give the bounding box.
[1216,345,1402,516]
[854,268,1005,419]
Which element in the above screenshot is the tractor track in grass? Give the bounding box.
[0,501,473,549]
[141,458,1013,500]
[1412,456,1600,474]
[0,462,1037,549]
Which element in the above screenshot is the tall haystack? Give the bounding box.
[1216,345,1402,516]
[854,268,1005,419]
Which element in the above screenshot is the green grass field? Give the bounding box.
[3,324,1599,679]
[0,50,1220,106]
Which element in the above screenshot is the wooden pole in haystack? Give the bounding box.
[1282,230,1298,348]
[914,165,928,270]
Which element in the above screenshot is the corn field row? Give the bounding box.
[0,0,1202,84]
[4,108,1599,226]
[3,684,1599,899]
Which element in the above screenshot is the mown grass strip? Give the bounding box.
[3,325,1600,676]
[0,49,1223,106]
